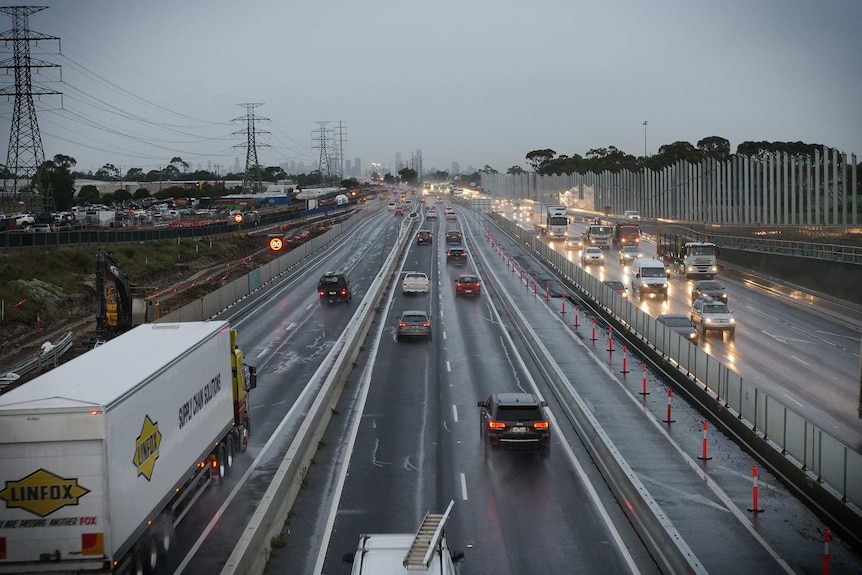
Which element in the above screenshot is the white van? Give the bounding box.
[631,257,669,301]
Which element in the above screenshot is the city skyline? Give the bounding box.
[1,1,859,180]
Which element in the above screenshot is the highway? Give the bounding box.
[141,197,862,574]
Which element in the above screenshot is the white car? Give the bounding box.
[624,210,641,220]
[402,272,430,294]
[581,247,605,266]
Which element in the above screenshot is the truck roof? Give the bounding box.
[0,321,228,412]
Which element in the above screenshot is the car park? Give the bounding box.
[455,274,481,296]
[690,296,735,338]
[446,248,467,265]
[618,245,643,265]
[396,310,432,341]
[581,246,604,266]
[478,392,550,457]
[602,280,627,297]
[445,230,462,244]
[657,313,699,343]
[317,272,352,304]
[416,230,433,245]
[691,279,728,303]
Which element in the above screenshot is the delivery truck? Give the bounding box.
[0,321,257,574]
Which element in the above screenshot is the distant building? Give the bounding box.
[345,159,352,177]
[451,161,460,176]
[354,157,361,178]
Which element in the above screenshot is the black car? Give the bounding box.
[446,248,467,265]
[317,272,352,304]
[416,230,433,245]
[478,393,550,457]
[691,280,728,303]
[445,230,462,244]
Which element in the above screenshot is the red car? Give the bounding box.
[455,274,481,296]
[394,208,404,216]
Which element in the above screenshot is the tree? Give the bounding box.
[654,141,703,166]
[398,167,418,184]
[126,167,144,181]
[113,189,132,204]
[525,149,556,172]
[95,163,120,181]
[341,177,360,188]
[507,165,525,175]
[264,166,287,182]
[480,165,498,174]
[170,156,189,176]
[697,136,731,160]
[163,164,181,180]
[32,154,77,211]
[77,185,100,204]
[383,173,395,184]
[133,188,150,199]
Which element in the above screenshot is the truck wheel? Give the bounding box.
[217,444,227,480]
[225,436,235,473]
[158,514,173,557]
[239,419,250,453]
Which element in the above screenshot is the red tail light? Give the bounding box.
[533,421,549,430]
[319,291,325,296]
[340,289,347,295]
[488,421,506,429]
[398,322,407,327]
[422,322,430,327]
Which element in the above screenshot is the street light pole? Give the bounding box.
[643,121,648,157]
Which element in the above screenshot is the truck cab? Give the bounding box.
[343,501,463,574]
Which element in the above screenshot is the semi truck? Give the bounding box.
[580,222,612,249]
[536,205,569,239]
[612,222,640,248]
[0,321,257,574]
[657,228,719,278]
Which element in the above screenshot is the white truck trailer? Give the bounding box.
[0,321,256,574]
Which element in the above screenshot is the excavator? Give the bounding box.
[93,248,160,344]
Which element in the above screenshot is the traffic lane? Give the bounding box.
[474,219,834,573]
[439,262,652,574]
[164,213,399,574]
[320,296,443,573]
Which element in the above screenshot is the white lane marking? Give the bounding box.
[271,400,285,406]
[761,330,812,345]
[789,355,811,367]
[460,472,468,501]
[443,331,447,340]
[815,330,860,342]
[783,393,805,409]
[255,347,269,359]
[446,361,451,372]
[452,404,459,423]
[286,322,296,332]
[306,302,314,310]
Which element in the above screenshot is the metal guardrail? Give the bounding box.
[0,331,74,389]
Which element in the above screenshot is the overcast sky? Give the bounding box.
[1,0,860,177]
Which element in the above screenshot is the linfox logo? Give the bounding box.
[0,469,90,517]
[133,415,162,481]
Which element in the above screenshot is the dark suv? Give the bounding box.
[445,230,462,244]
[317,272,352,304]
[416,230,433,245]
[478,393,550,457]
[446,248,467,265]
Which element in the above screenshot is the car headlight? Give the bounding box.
[688,332,697,339]
[729,318,735,325]
[711,266,718,272]
[705,318,714,324]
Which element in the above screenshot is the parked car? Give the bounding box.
[690,296,735,338]
[317,272,352,304]
[455,274,481,296]
[691,280,728,303]
[396,310,432,342]
[581,247,604,266]
[657,313,699,343]
[478,392,550,458]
